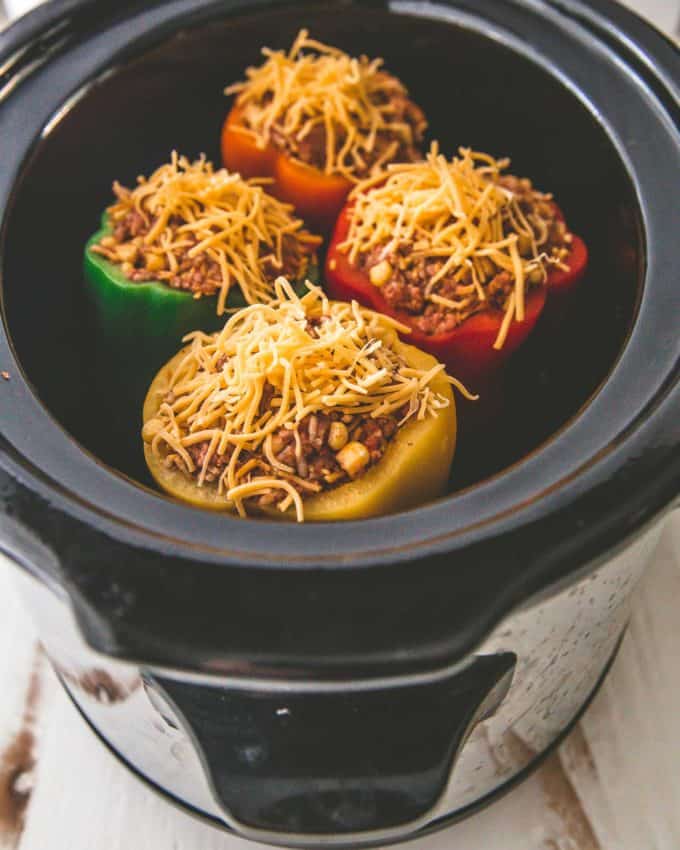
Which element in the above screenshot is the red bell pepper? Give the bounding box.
[325,203,588,387]
[221,105,352,232]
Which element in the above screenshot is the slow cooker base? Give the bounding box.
[57,636,623,849]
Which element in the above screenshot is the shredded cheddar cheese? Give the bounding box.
[143,279,473,522]
[225,29,426,181]
[339,143,572,348]
[92,152,320,313]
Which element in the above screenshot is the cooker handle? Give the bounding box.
[151,651,515,845]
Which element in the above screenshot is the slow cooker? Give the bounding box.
[0,0,678,846]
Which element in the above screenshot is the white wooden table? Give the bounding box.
[0,1,678,848]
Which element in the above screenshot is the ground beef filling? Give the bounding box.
[92,186,316,297]
[357,176,572,336]
[246,78,426,178]
[166,383,403,510]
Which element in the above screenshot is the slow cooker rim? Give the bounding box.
[0,0,678,572]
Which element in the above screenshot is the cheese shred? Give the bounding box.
[92,153,321,313]
[144,279,474,522]
[225,30,426,181]
[339,143,571,347]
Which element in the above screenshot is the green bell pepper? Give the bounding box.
[83,214,318,463]
[85,221,230,359]
[85,214,318,368]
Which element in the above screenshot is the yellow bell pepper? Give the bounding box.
[143,341,456,521]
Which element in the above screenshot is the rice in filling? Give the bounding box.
[182,395,404,508]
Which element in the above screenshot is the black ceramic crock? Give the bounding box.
[0,0,678,846]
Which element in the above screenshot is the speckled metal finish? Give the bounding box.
[440,522,663,812]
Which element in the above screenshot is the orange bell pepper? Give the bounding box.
[221,105,352,232]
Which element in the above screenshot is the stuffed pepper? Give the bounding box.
[326,143,588,387]
[86,151,321,372]
[221,29,427,230]
[142,279,471,522]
